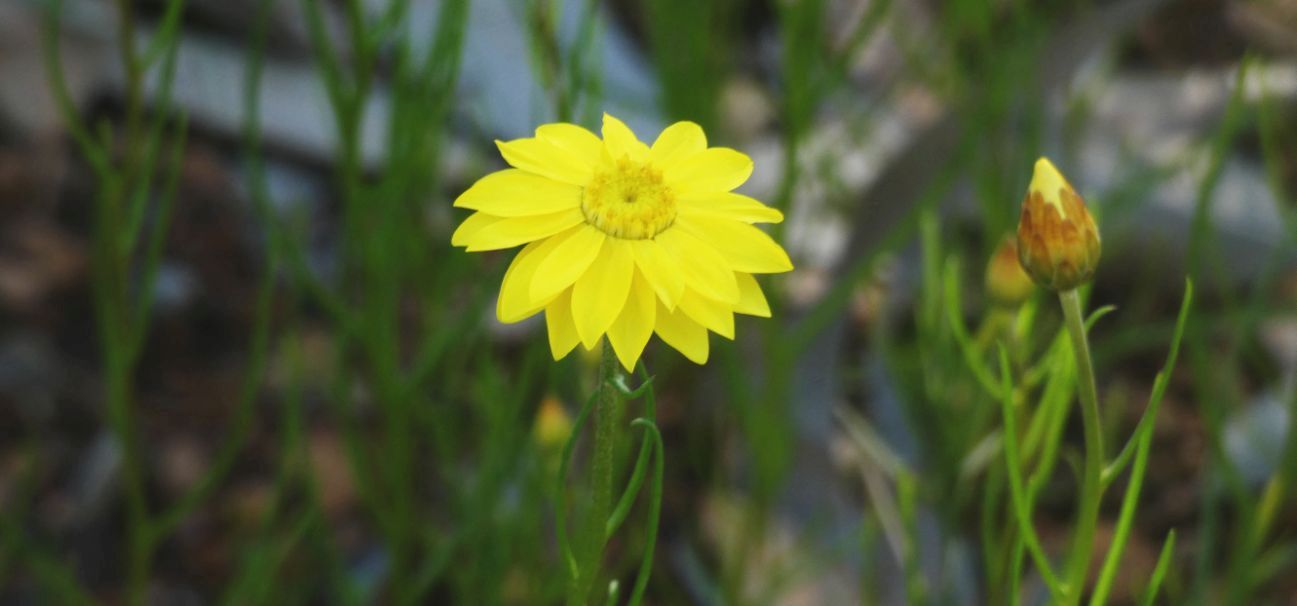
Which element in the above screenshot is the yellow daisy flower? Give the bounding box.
[452,113,793,370]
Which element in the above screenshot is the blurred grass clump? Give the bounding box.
[1,0,1297,604]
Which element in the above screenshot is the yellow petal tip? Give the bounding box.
[1029,156,1071,213]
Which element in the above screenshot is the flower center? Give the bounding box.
[581,158,677,239]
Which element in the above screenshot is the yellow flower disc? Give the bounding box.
[581,158,677,239]
[451,114,793,370]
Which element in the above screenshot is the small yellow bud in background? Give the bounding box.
[1016,158,1101,291]
[985,235,1035,307]
[533,394,573,451]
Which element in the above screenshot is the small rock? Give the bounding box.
[159,437,210,499]
[224,480,276,529]
[0,220,86,312]
[1223,391,1290,486]
[720,78,775,140]
[62,430,121,528]
[308,430,356,518]
[1260,317,1297,375]
[0,332,60,425]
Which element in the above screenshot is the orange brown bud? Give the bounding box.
[985,235,1035,307]
[1016,158,1101,291]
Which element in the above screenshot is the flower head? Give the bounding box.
[452,114,793,370]
[985,235,1035,307]
[1016,157,1101,292]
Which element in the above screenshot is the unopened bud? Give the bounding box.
[1016,158,1101,291]
[985,235,1035,307]
[533,395,572,451]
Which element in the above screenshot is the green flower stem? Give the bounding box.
[571,342,623,605]
[1059,288,1104,605]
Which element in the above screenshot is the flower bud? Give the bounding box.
[533,395,573,451]
[985,235,1035,307]
[1016,158,1101,291]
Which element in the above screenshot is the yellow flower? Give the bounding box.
[985,235,1035,307]
[1016,157,1101,292]
[452,114,793,370]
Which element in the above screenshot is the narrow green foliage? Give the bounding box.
[898,473,926,605]
[1091,281,1193,606]
[646,0,728,130]
[1140,531,1177,606]
[944,258,1005,399]
[557,389,600,579]
[606,375,658,540]
[41,0,222,600]
[998,344,1066,601]
[625,416,664,606]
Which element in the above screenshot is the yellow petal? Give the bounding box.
[571,238,634,349]
[629,239,685,310]
[679,192,783,224]
[545,289,580,360]
[536,123,607,168]
[497,228,578,323]
[734,272,771,317]
[649,121,706,171]
[463,208,585,252]
[676,215,793,273]
[531,224,606,302]
[454,169,582,216]
[496,137,593,185]
[607,273,656,371]
[677,289,735,339]
[654,299,709,364]
[450,212,502,248]
[497,240,546,323]
[602,113,649,162]
[665,147,752,195]
[1028,157,1074,217]
[654,228,740,304]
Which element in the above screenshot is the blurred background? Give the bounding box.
[1,0,1296,603]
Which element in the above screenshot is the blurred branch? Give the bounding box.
[41,0,108,176]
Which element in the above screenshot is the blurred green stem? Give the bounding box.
[108,2,147,601]
[1059,289,1103,605]
[572,342,622,605]
[526,0,570,121]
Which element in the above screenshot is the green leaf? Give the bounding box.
[625,418,664,606]
[1091,281,1192,605]
[606,372,658,539]
[1102,280,1193,486]
[1140,530,1177,606]
[944,258,1004,399]
[997,345,1066,600]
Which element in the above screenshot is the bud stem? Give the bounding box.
[1058,289,1104,605]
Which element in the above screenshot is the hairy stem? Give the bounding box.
[571,342,622,604]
